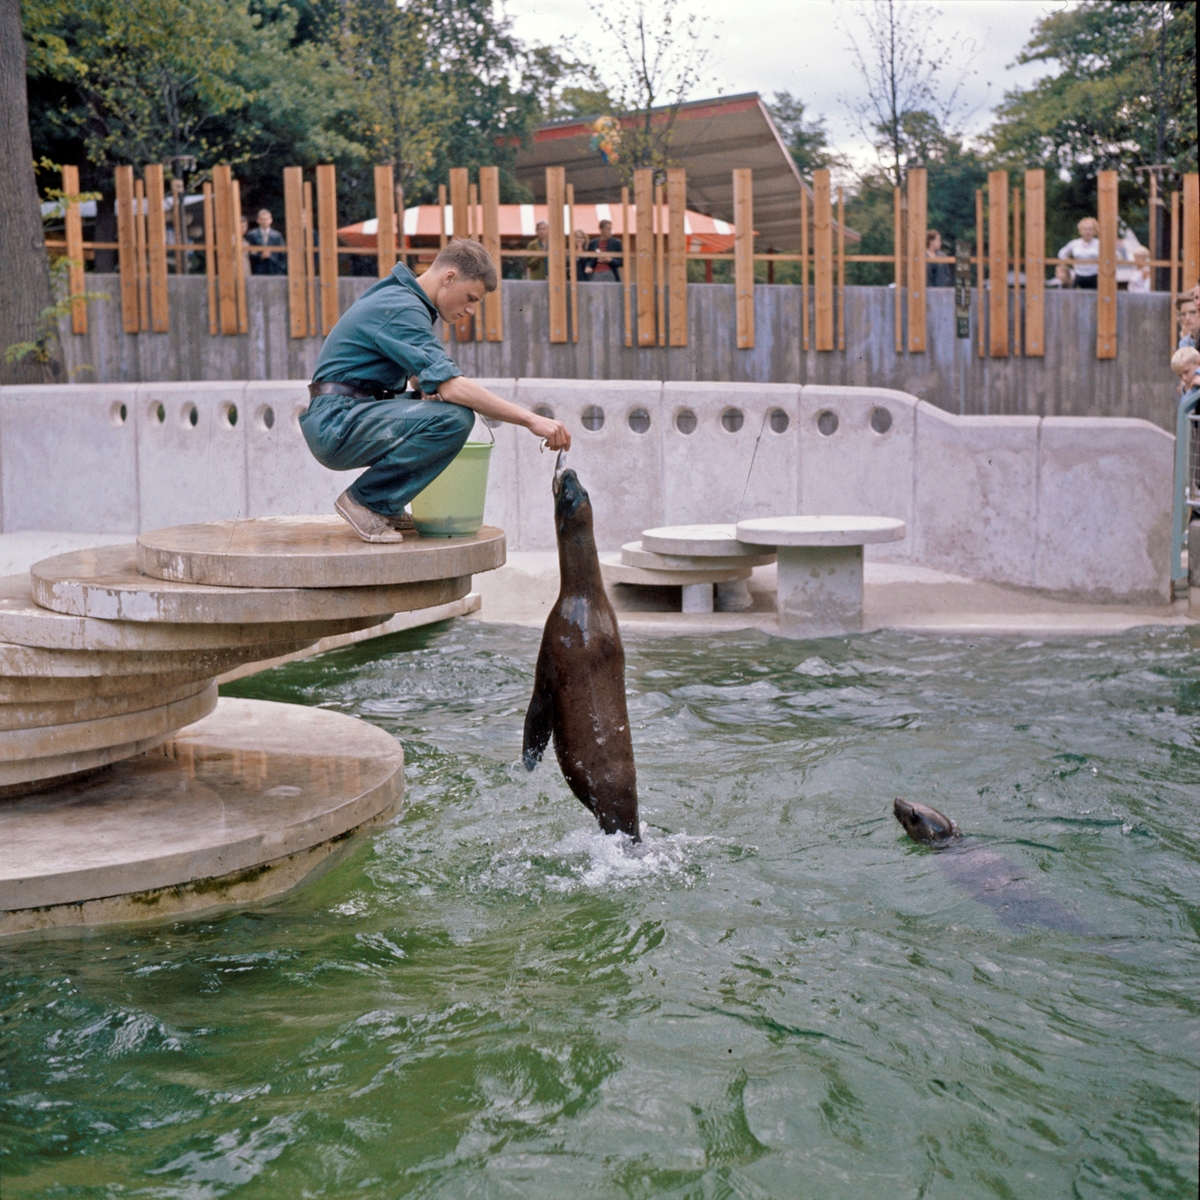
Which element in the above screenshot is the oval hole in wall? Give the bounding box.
[628,408,651,434]
[153,402,165,424]
[675,408,697,435]
[184,403,199,428]
[769,407,789,434]
[533,404,555,420]
[224,403,238,428]
[258,405,275,431]
[870,406,893,434]
[816,409,839,436]
[581,405,605,431]
[721,407,744,433]
[110,402,127,426]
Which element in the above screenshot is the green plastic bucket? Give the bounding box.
[410,441,493,537]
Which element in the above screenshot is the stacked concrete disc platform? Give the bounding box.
[1,518,505,935]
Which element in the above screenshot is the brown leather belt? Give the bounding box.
[308,381,396,401]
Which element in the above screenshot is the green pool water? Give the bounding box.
[3,622,1199,1198]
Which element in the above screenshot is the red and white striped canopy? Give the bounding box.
[339,204,737,254]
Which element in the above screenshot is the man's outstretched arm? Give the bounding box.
[436,375,571,451]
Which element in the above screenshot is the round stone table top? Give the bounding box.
[621,541,776,571]
[31,545,468,624]
[600,554,751,586]
[0,573,383,652]
[0,697,404,919]
[136,517,506,589]
[640,524,767,558]
[735,515,907,547]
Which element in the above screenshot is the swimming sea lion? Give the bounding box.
[522,466,640,840]
[893,798,1088,934]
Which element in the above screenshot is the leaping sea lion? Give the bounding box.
[893,798,1088,934]
[522,464,640,840]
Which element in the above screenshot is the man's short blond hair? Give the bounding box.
[431,238,498,292]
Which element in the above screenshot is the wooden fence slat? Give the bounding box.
[667,168,687,347]
[634,169,655,346]
[655,182,666,346]
[480,166,503,342]
[283,167,307,339]
[211,165,239,335]
[169,177,186,274]
[976,189,985,358]
[734,168,754,350]
[114,168,138,333]
[567,183,578,344]
[315,164,339,336]
[375,164,397,279]
[906,167,927,352]
[1096,169,1118,360]
[134,178,149,332]
[1024,169,1045,356]
[1012,186,1022,357]
[836,185,845,351]
[144,163,169,332]
[1183,173,1199,292]
[303,181,317,337]
[449,168,472,340]
[988,171,1008,357]
[800,184,809,351]
[893,185,902,353]
[61,165,86,334]
[469,181,484,342]
[813,169,833,351]
[231,180,248,334]
[203,183,218,335]
[622,186,633,348]
[546,167,567,344]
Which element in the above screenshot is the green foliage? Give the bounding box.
[4,257,108,374]
[767,93,837,175]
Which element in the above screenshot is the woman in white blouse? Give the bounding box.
[1058,217,1101,290]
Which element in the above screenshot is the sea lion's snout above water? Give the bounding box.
[893,798,959,845]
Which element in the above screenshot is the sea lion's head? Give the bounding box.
[893,798,959,846]
[553,467,593,536]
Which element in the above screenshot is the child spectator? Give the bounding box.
[1127,247,1151,293]
[1171,346,1200,394]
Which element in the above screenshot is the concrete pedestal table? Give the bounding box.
[637,525,774,613]
[735,516,906,638]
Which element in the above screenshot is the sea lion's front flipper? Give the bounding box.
[522,640,555,771]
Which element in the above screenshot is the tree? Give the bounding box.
[840,0,978,187]
[766,92,837,175]
[1,0,60,383]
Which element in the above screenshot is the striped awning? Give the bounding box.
[339,204,739,254]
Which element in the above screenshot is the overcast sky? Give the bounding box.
[502,0,1074,169]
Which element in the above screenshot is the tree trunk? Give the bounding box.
[0,0,62,385]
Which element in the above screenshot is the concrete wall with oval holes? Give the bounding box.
[0,380,1173,602]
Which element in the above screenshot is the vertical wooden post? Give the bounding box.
[61,165,87,334]
[315,164,338,336]
[836,185,846,351]
[1011,186,1022,357]
[567,182,578,344]
[988,171,1009,357]
[396,185,406,269]
[667,168,687,347]
[170,177,186,274]
[284,167,307,339]
[545,166,567,344]
[734,168,754,350]
[800,184,810,351]
[114,165,139,333]
[303,181,317,337]
[374,164,397,278]
[144,164,169,332]
[1183,173,1199,292]
[480,166,502,342]
[133,178,150,332]
[202,183,217,335]
[813,169,834,351]
[654,182,666,346]
[622,186,633,348]
[1096,169,1118,360]
[1170,189,1179,348]
[1024,169,1045,356]
[975,189,985,358]
[211,165,239,335]
[437,183,449,341]
[893,184,903,353]
[449,168,470,340]
[470,182,484,342]
[906,167,927,352]
[634,169,656,347]
[231,179,248,335]
[1149,171,1159,285]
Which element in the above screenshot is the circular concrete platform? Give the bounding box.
[136,518,506,589]
[1,697,405,935]
[0,677,214,732]
[735,515,907,547]
[0,574,385,651]
[641,524,769,557]
[0,666,222,705]
[31,545,470,624]
[620,541,776,570]
[599,554,752,587]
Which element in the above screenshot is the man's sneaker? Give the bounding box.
[334,490,405,543]
[387,509,416,532]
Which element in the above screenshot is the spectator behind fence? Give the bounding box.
[1058,217,1102,290]
[1048,262,1075,288]
[925,230,954,288]
[1177,294,1200,349]
[1128,247,1151,293]
[587,220,622,283]
[526,220,549,281]
[1171,346,1200,395]
[246,208,286,276]
[574,229,591,281]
